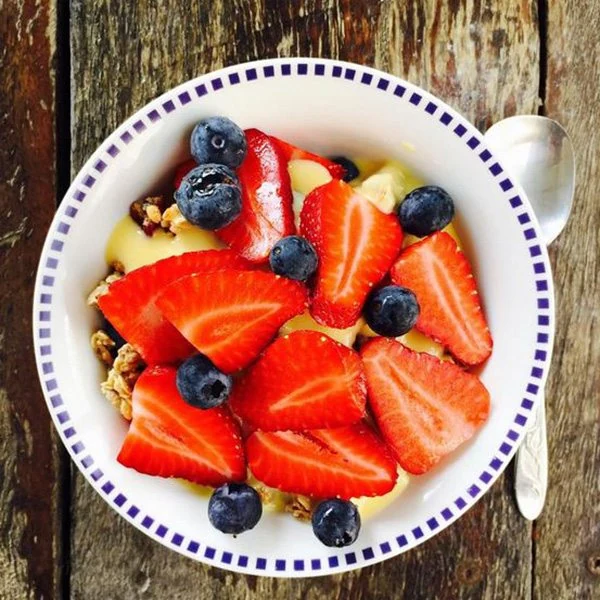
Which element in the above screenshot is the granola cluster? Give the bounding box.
[129,195,192,236]
[253,479,315,521]
[88,263,145,420]
[86,265,123,307]
[99,343,145,421]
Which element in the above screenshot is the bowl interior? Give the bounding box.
[34,59,553,576]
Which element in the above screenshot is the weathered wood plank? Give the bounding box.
[69,1,539,598]
[534,1,600,598]
[0,1,64,598]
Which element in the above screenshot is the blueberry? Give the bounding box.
[190,116,247,169]
[175,164,242,230]
[269,235,318,281]
[330,156,360,182]
[364,285,419,337]
[397,185,455,237]
[208,483,263,534]
[311,499,361,547]
[176,354,233,409]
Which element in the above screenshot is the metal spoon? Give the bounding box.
[484,115,575,520]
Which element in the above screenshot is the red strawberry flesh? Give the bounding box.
[270,135,346,179]
[246,423,398,499]
[361,337,490,475]
[230,330,366,431]
[217,128,295,262]
[117,366,246,485]
[173,158,197,190]
[97,250,248,365]
[300,179,403,327]
[390,231,492,365]
[156,269,307,373]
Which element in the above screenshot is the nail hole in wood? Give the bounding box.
[587,554,600,576]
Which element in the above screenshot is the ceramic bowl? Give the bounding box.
[33,58,554,577]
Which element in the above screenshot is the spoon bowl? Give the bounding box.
[485,115,575,245]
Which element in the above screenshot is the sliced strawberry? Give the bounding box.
[270,135,346,179]
[98,250,248,365]
[230,330,366,431]
[173,158,197,190]
[390,231,492,365]
[246,423,397,499]
[300,179,403,328]
[156,270,307,373]
[117,366,245,485]
[217,129,295,262]
[361,338,490,475]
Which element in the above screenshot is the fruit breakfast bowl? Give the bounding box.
[33,58,554,577]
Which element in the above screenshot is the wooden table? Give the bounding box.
[1,1,598,598]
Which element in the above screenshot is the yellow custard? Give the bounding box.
[279,311,364,348]
[352,468,410,519]
[288,159,332,194]
[105,214,224,272]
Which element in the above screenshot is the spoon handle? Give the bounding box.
[514,395,548,520]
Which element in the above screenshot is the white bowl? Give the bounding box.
[33,58,554,577]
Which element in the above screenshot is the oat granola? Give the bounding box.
[160,203,192,235]
[99,343,145,421]
[129,195,170,236]
[87,265,124,307]
[91,330,116,366]
[284,494,314,522]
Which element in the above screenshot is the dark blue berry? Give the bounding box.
[364,285,419,337]
[311,499,361,547]
[397,185,455,237]
[176,354,233,409]
[190,116,247,169]
[331,156,360,182]
[208,483,263,534]
[175,164,242,230]
[269,236,318,281]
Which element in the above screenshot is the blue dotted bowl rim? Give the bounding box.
[33,57,554,577]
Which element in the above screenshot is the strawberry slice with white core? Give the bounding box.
[300,179,403,328]
[361,337,491,475]
[230,330,366,431]
[156,269,307,373]
[217,128,295,262]
[246,423,398,499]
[97,250,248,365]
[390,231,492,365]
[117,366,246,486]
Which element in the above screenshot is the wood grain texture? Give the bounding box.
[69,2,539,598]
[0,0,65,598]
[534,1,600,598]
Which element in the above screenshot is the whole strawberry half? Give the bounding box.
[97,250,248,365]
[217,128,295,262]
[117,366,246,486]
[300,179,403,328]
[269,135,346,179]
[390,231,493,365]
[230,330,366,431]
[361,337,491,475]
[246,423,398,499]
[156,269,307,373]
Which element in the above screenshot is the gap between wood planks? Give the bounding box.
[55,0,72,597]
